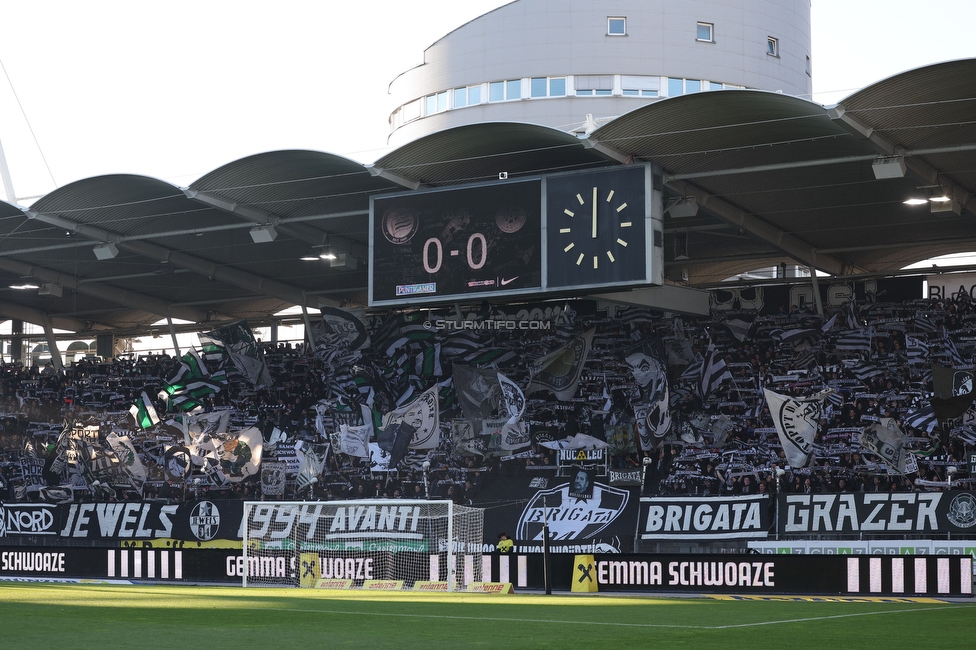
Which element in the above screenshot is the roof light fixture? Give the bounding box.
[871,155,907,179]
[665,196,698,218]
[249,224,278,243]
[93,242,119,260]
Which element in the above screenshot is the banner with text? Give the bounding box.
[637,495,771,540]
[777,491,976,535]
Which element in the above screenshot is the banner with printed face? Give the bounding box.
[382,386,440,451]
[472,466,638,553]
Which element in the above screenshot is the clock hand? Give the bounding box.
[591,187,598,238]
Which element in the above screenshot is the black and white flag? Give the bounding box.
[498,372,526,424]
[860,418,910,474]
[700,337,732,399]
[526,328,595,401]
[382,386,440,451]
[764,388,831,467]
[836,328,873,352]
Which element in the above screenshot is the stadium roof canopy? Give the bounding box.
[0,59,973,337]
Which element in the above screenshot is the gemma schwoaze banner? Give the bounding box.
[637,495,771,540]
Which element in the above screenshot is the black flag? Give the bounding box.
[930,364,976,448]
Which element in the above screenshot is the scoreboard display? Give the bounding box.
[370,180,543,305]
[369,166,659,307]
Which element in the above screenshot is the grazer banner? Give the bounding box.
[637,495,771,540]
[777,491,976,535]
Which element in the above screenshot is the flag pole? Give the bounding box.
[542,495,551,595]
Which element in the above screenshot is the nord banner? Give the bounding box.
[637,495,771,540]
[1,500,243,543]
[777,491,976,535]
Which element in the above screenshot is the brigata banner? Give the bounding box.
[637,495,771,540]
[777,491,976,535]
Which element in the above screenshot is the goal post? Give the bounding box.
[242,500,484,590]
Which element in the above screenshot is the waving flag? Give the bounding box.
[200,320,272,387]
[860,418,910,473]
[498,372,525,424]
[129,391,160,429]
[930,363,976,447]
[764,388,831,467]
[699,336,731,399]
[526,328,595,401]
[382,385,440,450]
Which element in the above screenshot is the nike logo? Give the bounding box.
[501,276,519,286]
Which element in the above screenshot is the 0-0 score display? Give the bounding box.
[370,180,542,305]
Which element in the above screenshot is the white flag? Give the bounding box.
[382,386,440,450]
[339,423,371,458]
[764,388,831,467]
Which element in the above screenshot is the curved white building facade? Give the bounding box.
[388,0,812,146]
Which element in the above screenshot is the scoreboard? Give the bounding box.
[368,165,662,307]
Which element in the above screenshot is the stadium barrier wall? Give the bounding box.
[1,547,971,596]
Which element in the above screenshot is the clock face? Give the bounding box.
[546,166,647,288]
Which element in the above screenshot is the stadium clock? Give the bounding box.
[370,180,542,305]
[545,166,648,288]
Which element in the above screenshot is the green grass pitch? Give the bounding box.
[0,583,973,649]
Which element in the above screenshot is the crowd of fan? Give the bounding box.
[0,291,974,505]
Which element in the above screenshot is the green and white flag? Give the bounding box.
[106,432,148,483]
[200,320,273,387]
[129,392,160,429]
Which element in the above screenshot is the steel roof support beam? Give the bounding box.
[579,136,632,164]
[181,189,368,259]
[24,209,339,310]
[581,133,851,276]
[41,318,63,372]
[0,256,209,324]
[0,300,88,332]
[831,107,976,216]
[365,165,421,190]
[665,182,849,276]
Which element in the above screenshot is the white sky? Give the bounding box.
[0,0,974,203]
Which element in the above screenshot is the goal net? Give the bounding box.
[242,500,484,590]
